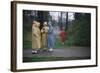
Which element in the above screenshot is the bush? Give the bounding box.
[67,13,91,46]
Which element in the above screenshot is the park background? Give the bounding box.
[23,10,91,48]
[23,10,91,62]
[0,0,100,73]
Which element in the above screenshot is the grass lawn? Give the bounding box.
[23,41,32,49]
[23,56,90,62]
[23,37,74,49]
[54,37,74,49]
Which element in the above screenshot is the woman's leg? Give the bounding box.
[48,36,53,51]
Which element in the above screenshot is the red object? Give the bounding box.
[60,30,66,43]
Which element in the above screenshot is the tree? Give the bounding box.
[37,11,49,29]
[65,12,68,31]
[67,13,91,46]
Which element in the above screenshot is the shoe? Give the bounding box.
[49,48,53,52]
[32,50,37,54]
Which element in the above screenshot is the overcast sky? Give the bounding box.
[49,12,74,21]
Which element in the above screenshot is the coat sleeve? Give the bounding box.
[45,27,49,33]
[32,27,38,37]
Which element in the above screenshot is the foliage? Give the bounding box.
[67,13,91,46]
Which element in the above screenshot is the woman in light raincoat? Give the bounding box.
[32,21,41,54]
[41,22,49,50]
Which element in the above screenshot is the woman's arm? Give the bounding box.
[32,27,38,37]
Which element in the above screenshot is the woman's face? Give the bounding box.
[33,21,37,24]
[43,22,47,26]
[48,21,52,27]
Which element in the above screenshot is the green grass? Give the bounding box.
[23,38,73,49]
[23,37,74,49]
[23,41,32,49]
[23,56,90,62]
[23,31,32,49]
[54,38,73,49]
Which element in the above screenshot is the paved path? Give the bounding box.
[23,47,90,58]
